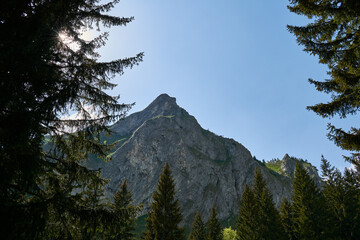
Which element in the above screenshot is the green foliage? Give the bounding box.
[188,211,207,240]
[0,0,142,238]
[222,227,237,240]
[280,198,296,240]
[253,169,285,240]
[151,114,175,120]
[287,0,360,160]
[321,157,360,239]
[236,184,259,240]
[106,179,143,240]
[265,161,282,173]
[208,205,222,240]
[237,169,285,240]
[292,162,327,240]
[143,163,185,240]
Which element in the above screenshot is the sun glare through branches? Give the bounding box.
[58,30,93,52]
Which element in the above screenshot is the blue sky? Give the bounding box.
[95,0,357,171]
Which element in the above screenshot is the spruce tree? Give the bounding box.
[236,184,259,240]
[208,205,222,240]
[280,198,296,240]
[292,161,327,240]
[78,172,110,239]
[253,168,286,240]
[188,211,207,240]
[237,169,285,240]
[287,0,360,163]
[259,189,286,240]
[0,0,143,238]
[342,168,360,239]
[321,157,360,239]
[143,163,185,240]
[107,179,142,240]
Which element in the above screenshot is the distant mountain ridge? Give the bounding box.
[98,94,320,224]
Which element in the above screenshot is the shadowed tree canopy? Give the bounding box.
[280,198,296,240]
[106,179,143,240]
[287,0,360,163]
[0,0,143,238]
[236,184,259,240]
[188,211,207,240]
[237,169,285,240]
[292,161,327,240]
[143,163,185,240]
[321,157,360,239]
[208,205,222,240]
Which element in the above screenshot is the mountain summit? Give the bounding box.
[111,93,181,136]
[100,94,318,224]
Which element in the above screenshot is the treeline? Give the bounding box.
[236,158,360,240]
[105,158,360,240]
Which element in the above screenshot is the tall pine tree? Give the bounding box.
[237,169,285,240]
[288,3,360,238]
[287,0,360,164]
[321,157,360,239]
[208,205,222,240]
[280,198,296,240]
[292,161,327,240]
[106,179,142,240]
[236,184,260,240]
[253,168,285,240]
[188,211,207,240]
[143,163,185,240]
[0,0,143,238]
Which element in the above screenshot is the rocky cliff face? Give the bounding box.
[281,154,321,185]
[99,94,318,224]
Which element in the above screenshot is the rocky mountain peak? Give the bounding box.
[111,94,184,136]
[281,154,297,178]
[99,94,321,226]
[280,154,321,185]
[283,153,290,160]
[149,93,177,109]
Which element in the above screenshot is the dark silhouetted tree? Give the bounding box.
[292,161,327,240]
[321,157,360,239]
[253,169,286,240]
[236,184,259,240]
[143,163,184,240]
[237,169,285,240]
[280,198,296,240]
[287,0,360,166]
[288,2,360,238]
[188,211,207,240]
[0,0,142,238]
[106,179,142,240]
[208,205,222,240]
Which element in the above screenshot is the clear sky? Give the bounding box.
[95,0,357,171]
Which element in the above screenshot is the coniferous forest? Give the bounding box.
[1,0,360,239]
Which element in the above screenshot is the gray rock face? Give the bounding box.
[281,154,321,186]
[100,94,310,223]
[281,154,297,178]
[111,94,181,136]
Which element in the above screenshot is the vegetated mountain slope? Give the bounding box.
[100,94,319,224]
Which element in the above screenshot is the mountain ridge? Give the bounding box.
[99,94,320,224]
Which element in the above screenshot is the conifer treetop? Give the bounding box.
[188,211,207,240]
[143,162,184,240]
[208,205,222,240]
[287,0,360,156]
